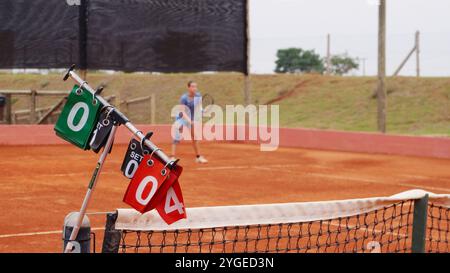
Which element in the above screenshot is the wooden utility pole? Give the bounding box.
[416,31,420,77]
[326,34,331,75]
[377,0,387,133]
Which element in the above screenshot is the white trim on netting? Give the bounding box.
[114,190,450,231]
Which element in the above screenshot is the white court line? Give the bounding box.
[1,220,407,241]
[400,174,431,180]
[251,164,324,170]
[86,211,114,216]
[195,166,250,171]
[307,173,379,183]
[306,173,450,193]
[2,172,117,178]
[0,227,105,239]
[252,166,274,171]
[195,164,450,192]
[194,164,319,171]
[2,171,117,178]
[46,172,117,177]
[400,174,450,183]
[395,183,450,193]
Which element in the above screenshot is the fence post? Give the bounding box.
[37,96,68,124]
[151,93,156,124]
[116,92,121,112]
[30,90,37,124]
[5,94,12,124]
[416,30,420,78]
[411,194,429,253]
[123,101,128,116]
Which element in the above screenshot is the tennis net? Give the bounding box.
[101,190,449,253]
[427,203,449,253]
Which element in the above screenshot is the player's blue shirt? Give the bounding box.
[177,92,202,121]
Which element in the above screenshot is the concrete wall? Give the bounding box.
[1,125,450,159]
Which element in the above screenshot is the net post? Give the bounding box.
[411,194,429,253]
[101,212,121,253]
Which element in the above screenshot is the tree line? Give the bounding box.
[275,48,359,75]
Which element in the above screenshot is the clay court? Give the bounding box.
[0,138,449,253]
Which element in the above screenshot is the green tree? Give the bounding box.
[275,48,324,74]
[330,54,359,75]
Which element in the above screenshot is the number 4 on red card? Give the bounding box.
[156,180,186,225]
[145,165,183,211]
[164,187,184,214]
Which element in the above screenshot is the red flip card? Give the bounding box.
[145,165,183,211]
[123,155,169,213]
[156,180,186,225]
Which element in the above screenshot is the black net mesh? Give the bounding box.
[0,0,79,69]
[0,0,247,73]
[108,201,415,253]
[87,0,247,73]
[427,203,450,253]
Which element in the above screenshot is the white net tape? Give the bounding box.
[114,189,450,231]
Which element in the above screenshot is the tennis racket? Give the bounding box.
[202,93,215,115]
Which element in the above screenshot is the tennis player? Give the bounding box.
[170,81,208,163]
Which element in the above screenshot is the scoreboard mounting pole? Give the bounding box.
[64,125,117,253]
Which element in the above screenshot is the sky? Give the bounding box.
[250,0,450,76]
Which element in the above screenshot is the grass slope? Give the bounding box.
[0,72,449,136]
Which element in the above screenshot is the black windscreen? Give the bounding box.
[0,0,247,73]
[0,0,79,69]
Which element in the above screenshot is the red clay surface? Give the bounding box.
[0,142,449,253]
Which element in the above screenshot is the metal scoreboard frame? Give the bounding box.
[61,65,178,253]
